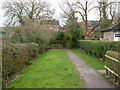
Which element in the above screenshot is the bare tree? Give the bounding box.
[2,0,26,26]
[96,0,117,28]
[25,0,55,21]
[59,1,76,24]
[88,0,117,35]
[9,17,53,52]
[60,1,82,47]
[109,1,116,23]
[2,0,55,26]
[60,0,96,35]
[74,0,95,35]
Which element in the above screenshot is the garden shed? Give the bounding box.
[102,22,120,41]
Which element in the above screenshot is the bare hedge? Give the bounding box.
[2,43,39,85]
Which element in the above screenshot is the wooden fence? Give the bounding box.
[105,51,120,86]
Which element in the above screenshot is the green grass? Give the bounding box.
[71,49,105,70]
[8,49,83,88]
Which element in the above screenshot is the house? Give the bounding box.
[40,20,60,32]
[102,22,120,41]
[80,20,99,40]
[80,20,99,35]
[59,25,67,32]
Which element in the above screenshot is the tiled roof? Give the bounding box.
[80,20,99,28]
[40,20,59,25]
[102,22,120,32]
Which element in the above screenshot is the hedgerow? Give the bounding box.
[46,44,63,49]
[2,43,39,86]
[76,40,120,59]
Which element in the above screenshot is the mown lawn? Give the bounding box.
[71,49,105,70]
[8,49,83,88]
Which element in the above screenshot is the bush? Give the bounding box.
[7,19,53,53]
[50,40,66,47]
[77,40,120,59]
[2,43,39,86]
[46,44,63,49]
[55,31,65,40]
[106,51,120,60]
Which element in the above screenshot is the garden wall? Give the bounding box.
[2,43,39,85]
[76,40,120,59]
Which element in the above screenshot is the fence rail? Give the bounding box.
[105,51,120,87]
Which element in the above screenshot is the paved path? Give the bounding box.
[65,49,115,88]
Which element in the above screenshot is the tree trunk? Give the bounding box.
[85,12,88,35]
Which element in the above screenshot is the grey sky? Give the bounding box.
[0,0,119,27]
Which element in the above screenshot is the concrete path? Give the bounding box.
[65,49,115,88]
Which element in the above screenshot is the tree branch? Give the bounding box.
[87,23,99,35]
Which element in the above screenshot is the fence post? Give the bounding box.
[113,75,117,84]
[105,51,120,87]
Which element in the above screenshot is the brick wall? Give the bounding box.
[47,25,59,31]
[103,31,114,41]
[41,25,60,32]
[80,20,99,35]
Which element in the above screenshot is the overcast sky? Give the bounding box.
[0,0,119,27]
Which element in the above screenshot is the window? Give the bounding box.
[55,25,58,27]
[50,28,53,31]
[88,24,91,27]
[55,29,58,31]
[115,34,120,37]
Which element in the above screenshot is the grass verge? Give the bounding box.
[8,49,83,88]
[71,49,105,70]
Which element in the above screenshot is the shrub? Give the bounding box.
[77,40,119,59]
[7,19,53,53]
[50,40,66,47]
[46,44,63,49]
[106,51,120,60]
[2,43,39,86]
[55,31,65,40]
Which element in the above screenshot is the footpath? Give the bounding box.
[65,49,115,88]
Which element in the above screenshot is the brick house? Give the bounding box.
[80,20,99,35]
[59,25,67,32]
[80,20,99,40]
[102,22,120,41]
[40,20,60,32]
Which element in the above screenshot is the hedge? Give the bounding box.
[46,44,63,49]
[76,40,120,59]
[106,51,120,60]
[50,40,66,47]
[2,43,39,86]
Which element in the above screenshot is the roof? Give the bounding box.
[102,22,120,32]
[59,25,67,30]
[40,20,59,25]
[80,20,99,28]
[80,20,98,23]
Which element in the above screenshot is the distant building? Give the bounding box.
[59,25,67,32]
[102,22,120,41]
[80,20,99,35]
[40,20,60,32]
[112,18,118,24]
